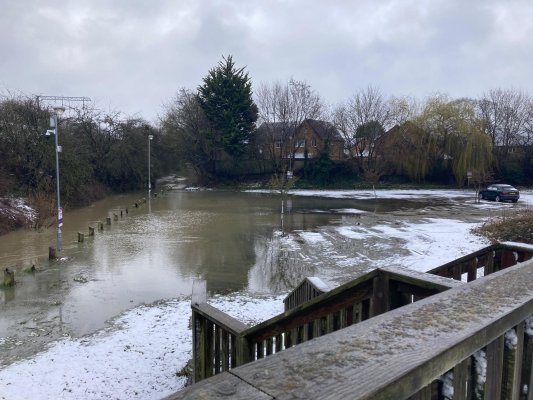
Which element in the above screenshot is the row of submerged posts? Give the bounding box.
[48,196,151,260]
[2,194,159,294]
[172,241,533,399]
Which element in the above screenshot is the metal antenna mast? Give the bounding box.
[36,95,91,111]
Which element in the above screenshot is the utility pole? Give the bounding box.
[38,95,90,253]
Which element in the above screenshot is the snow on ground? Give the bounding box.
[1,188,531,399]
[381,218,488,271]
[0,294,284,400]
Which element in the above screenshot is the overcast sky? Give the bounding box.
[1,0,532,122]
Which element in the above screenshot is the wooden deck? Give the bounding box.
[168,259,533,399]
[167,242,533,399]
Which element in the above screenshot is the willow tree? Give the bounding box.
[417,95,492,186]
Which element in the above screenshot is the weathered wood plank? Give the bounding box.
[225,261,533,400]
[485,335,504,399]
[426,243,498,276]
[501,323,524,400]
[214,325,221,374]
[164,372,273,399]
[205,320,214,378]
[221,330,229,372]
[242,278,375,343]
[371,274,389,316]
[453,357,471,400]
[192,303,249,335]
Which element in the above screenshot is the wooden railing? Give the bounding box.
[186,242,533,387]
[169,259,533,399]
[191,303,248,383]
[428,241,533,281]
[190,267,462,383]
[283,277,329,311]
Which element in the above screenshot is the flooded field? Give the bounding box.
[0,188,517,372]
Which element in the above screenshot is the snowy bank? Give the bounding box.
[0,294,284,400]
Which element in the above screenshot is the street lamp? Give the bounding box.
[51,106,65,252]
[148,134,153,197]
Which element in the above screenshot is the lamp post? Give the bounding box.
[52,106,65,252]
[148,134,153,197]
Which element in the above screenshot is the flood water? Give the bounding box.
[0,189,438,365]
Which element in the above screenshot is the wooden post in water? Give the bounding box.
[120,210,123,218]
[106,217,111,225]
[88,226,95,236]
[78,232,84,243]
[113,213,118,221]
[98,221,104,231]
[3,268,15,286]
[49,246,56,260]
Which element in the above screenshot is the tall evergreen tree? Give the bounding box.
[197,55,258,158]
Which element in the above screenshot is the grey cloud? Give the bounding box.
[1,0,532,121]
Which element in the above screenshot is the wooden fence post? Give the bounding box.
[49,246,56,260]
[3,268,15,286]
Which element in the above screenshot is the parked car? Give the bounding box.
[478,184,520,203]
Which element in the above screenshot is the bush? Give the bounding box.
[472,209,533,244]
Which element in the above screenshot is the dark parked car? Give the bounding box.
[478,184,520,203]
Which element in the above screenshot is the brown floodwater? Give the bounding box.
[0,189,437,365]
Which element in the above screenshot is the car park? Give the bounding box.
[478,184,520,203]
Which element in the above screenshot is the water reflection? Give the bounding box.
[0,190,435,355]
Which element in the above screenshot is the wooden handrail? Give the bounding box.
[186,242,533,386]
[427,242,533,280]
[171,260,533,399]
[192,303,249,336]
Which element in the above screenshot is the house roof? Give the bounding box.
[257,119,344,142]
[303,119,344,142]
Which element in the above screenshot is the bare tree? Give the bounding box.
[160,88,212,180]
[333,85,393,178]
[255,78,324,172]
[477,88,530,149]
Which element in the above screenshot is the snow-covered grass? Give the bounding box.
[1,188,531,399]
[0,294,284,400]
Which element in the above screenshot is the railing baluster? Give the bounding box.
[501,323,524,400]
[205,320,214,378]
[522,328,533,400]
[230,334,237,368]
[221,330,229,372]
[485,335,505,399]
[275,333,282,353]
[214,325,221,374]
[453,357,472,399]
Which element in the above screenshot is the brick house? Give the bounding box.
[255,119,345,170]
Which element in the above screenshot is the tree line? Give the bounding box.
[0,95,163,224]
[2,55,533,221]
[162,56,533,187]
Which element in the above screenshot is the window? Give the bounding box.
[275,140,282,148]
[311,138,317,147]
[296,139,306,148]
